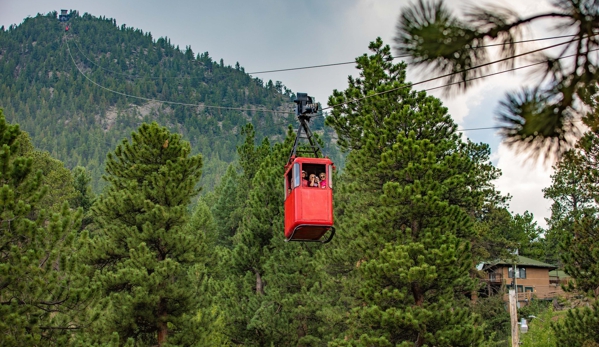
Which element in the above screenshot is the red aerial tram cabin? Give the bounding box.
[284,157,334,242]
[284,93,335,243]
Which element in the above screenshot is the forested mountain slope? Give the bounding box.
[0,10,335,191]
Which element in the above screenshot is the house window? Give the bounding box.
[525,287,534,292]
[508,267,526,279]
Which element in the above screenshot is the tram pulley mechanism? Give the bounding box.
[288,93,325,164]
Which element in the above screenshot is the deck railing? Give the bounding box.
[486,273,503,284]
[501,287,570,302]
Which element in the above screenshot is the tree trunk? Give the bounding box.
[254,268,264,295]
[297,318,308,347]
[411,282,425,347]
[157,298,168,346]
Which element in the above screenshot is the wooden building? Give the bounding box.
[481,255,568,304]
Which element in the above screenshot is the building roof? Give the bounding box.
[549,270,570,278]
[482,255,557,270]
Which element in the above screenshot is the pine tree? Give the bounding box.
[553,299,599,347]
[223,134,280,346]
[324,38,486,346]
[30,150,78,214]
[550,94,599,346]
[395,0,599,158]
[506,211,546,260]
[0,110,89,346]
[71,165,95,212]
[81,122,204,346]
[210,124,270,247]
[210,165,243,246]
[171,200,229,347]
[545,94,599,290]
[542,150,596,268]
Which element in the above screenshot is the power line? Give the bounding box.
[246,34,579,74]
[246,58,406,75]
[322,37,579,111]
[71,33,580,80]
[457,126,503,132]
[329,48,596,132]
[314,46,595,132]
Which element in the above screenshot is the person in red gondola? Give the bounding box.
[308,174,319,187]
[319,173,326,188]
[302,170,309,187]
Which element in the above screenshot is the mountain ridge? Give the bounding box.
[0,10,338,192]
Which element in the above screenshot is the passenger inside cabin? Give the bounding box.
[319,173,326,188]
[308,174,319,187]
[302,170,309,186]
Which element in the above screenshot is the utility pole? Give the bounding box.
[512,249,518,305]
[514,261,518,300]
[510,250,520,347]
[509,289,519,347]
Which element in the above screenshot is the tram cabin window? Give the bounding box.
[302,163,327,187]
[285,163,301,198]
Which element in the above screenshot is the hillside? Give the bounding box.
[0,10,338,191]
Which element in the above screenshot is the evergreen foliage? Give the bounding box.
[5,8,597,346]
[548,94,599,346]
[508,211,546,260]
[544,94,599,289]
[553,300,599,347]
[209,124,270,247]
[206,123,336,346]
[80,122,205,346]
[223,130,287,346]
[0,109,89,346]
[71,165,96,230]
[323,38,487,347]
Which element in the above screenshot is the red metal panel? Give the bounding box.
[297,187,332,224]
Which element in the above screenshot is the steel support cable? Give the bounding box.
[71,34,581,80]
[66,36,581,116]
[315,48,598,133]
[247,34,581,74]
[321,36,590,112]
[65,37,295,115]
[65,34,595,136]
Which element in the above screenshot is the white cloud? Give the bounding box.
[493,144,554,228]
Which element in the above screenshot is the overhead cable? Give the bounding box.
[66,35,595,135]
[322,37,581,111]
[67,36,577,116]
[247,34,580,74]
[66,38,295,115]
[71,33,581,80]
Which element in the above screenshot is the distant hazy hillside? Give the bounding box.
[0,10,336,191]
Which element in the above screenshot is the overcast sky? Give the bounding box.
[1,0,572,228]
